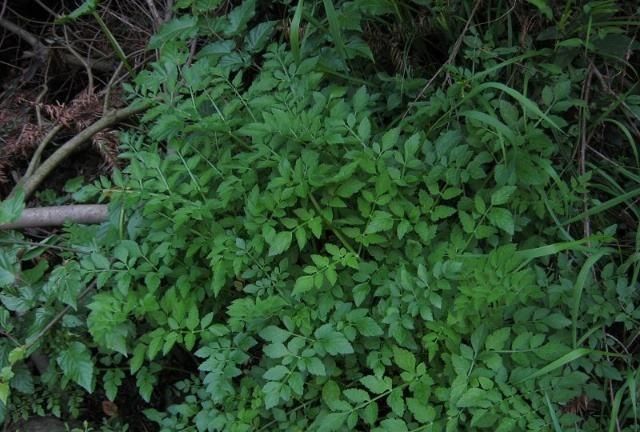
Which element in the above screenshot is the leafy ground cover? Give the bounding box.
[1,0,640,430]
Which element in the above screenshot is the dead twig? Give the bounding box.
[0,16,44,49]
[0,204,108,230]
[102,62,124,113]
[24,124,64,179]
[62,26,94,93]
[144,0,162,29]
[12,101,151,199]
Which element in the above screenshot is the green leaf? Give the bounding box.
[366,211,393,234]
[322,380,341,409]
[407,398,435,423]
[343,388,369,403]
[315,324,354,355]
[293,275,315,295]
[318,412,347,432]
[244,21,276,52]
[488,207,514,235]
[392,346,416,372]
[306,357,326,376]
[263,365,289,381]
[457,388,490,408]
[0,190,24,224]
[387,389,405,416]
[431,205,456,221]
[360,375,389,394]
[104,369,124,401]
[260,326,290,344]
[225,0,257,36]
[148,16,198,49]
[526,0,553,19]
[57,342,94,392]
[380,418,408,432]
[0,381,9,405]
[55,0,99,23]
[337,178,366,198]
[485,328,511,351]
[491,186,517,206]
[269,231,293,256]
[0,252,17,287]
[543,313,571,329]
[354,317,383,337]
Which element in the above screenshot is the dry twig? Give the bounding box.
[12,101,151,199]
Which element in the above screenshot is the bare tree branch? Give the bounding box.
[0,205,108,230]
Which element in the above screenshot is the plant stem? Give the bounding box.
[309,193,357,256]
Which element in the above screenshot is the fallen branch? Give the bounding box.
[13,101,151,199]
[0,205,108,230]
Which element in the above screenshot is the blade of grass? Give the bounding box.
[572,251,607,347]
[544,392,563,432]
[515,237,603,261]
[469,82,564,132]
[322,0,346,62]
[290,0,304,63]
[608,382,627,432]
[562,187,640,225]
[514,348,591,384]
[460,110,516,144]
[603,118,639,167]
[628,370,638,423]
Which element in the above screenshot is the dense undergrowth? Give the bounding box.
[1,0,640,430]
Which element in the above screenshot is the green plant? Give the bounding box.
[1,0,640,430]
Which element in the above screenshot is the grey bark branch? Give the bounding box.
[0,205,108,229]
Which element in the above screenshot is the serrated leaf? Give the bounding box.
[366,211,393,234]
[225,0,257,36]
[488,207,514,235]
[315,325,353,355]
[354,317,383,337]
[0,189,24,224]
[260,326,290,343]
[244,21,276,52]
[407,398,435,423]
[486,328,511,351]
[457,388,490,408]
[491,186,517,206]
[387,389,405,416]
[293,275,314,295]
[360,375,389,394]
[103,369,124,401]
[57,342,94,392]
[269,231,293,256]
[149,16,198,49]
[336,178,366,198]
[393,346,416,372]
[306,357,326,376]
[318,412,347,432]
[263,365,289,381]
[343,388,369,403]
